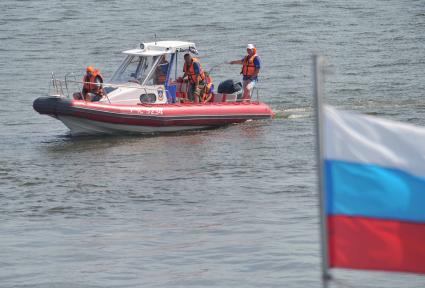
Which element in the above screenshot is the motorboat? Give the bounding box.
[33,41,274,135]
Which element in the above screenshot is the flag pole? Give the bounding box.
[313,54,331,288]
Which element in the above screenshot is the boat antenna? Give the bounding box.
[154,33,157,45]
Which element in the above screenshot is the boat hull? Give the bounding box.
[33,97,274,136]
[57,115,210,135]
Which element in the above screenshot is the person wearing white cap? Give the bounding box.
[229,44,261,100]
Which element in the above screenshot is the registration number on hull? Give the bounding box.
[127,107,164,116]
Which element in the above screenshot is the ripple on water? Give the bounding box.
[1,0,425,287]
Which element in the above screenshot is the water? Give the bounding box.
[1,0,425,287]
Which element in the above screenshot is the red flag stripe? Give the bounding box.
[328,215,425,274]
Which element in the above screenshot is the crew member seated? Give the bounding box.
[200,72,214,103]
[78,66,105,102]
[154,56,169,85]
[200,82,214,103]
[182,53,206,103]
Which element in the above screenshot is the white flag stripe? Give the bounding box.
[324,105,425,178]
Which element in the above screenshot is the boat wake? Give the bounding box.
[272,106,313,120]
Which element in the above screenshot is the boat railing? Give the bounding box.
[49,73,66,97]
[49,72,80,98]
[252,86,260,102]
[64,72,79,98]
[222,86,260,103]
[221,85,260,103]
[48,73,260,103]
[49,73,168,102]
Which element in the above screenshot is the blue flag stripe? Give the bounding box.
[325,159,425,223]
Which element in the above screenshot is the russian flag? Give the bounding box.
[324,105,425,274]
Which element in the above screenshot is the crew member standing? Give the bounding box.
[82,66,104,102]
[229,44,261,100]
[182,53,206,102]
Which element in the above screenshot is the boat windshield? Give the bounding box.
[110,55,161,84]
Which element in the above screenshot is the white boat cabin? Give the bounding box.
[100,41,239,105]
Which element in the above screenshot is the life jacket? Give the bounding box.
[83,70,103,93]
[204,72,213,84]
[241,54,258,77]
[202,83,214,102]
[158,74,166,84]
[156,71,166,84]
[156,62,169,84]
[183,58,205,84]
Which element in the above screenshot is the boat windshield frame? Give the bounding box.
[110,55,163,85]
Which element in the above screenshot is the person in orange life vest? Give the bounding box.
[201,72,214,103]
[229,44,261,100]
[182,53,206,102]
[201,82,214,103]
[82,66,104,102]
[154,56,169,85]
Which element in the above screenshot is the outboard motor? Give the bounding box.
[217,79,243,100]
[217,79,242,94]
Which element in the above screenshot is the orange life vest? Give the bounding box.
[241,54,258,77]
[155,72,167,84]
[204,72,213,84]
[202,83,214,102]
[155,61,169,84]
[83,70,103,93]
[158,74,166,84]
[183,58,205,84]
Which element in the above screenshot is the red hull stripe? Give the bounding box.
[328,215,425,274]
[72,109,267,126]
[73,106,270,120]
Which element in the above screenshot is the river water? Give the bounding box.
[1,0,425,287]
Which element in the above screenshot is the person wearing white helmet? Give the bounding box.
[229,44,261,100]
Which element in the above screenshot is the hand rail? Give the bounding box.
[48,77,259,104]
[64,72,78,98]
[50,78,164,96]
[64,79,161,91]
[253,86,260,102]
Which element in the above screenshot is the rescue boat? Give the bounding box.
[33,41,274,136]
